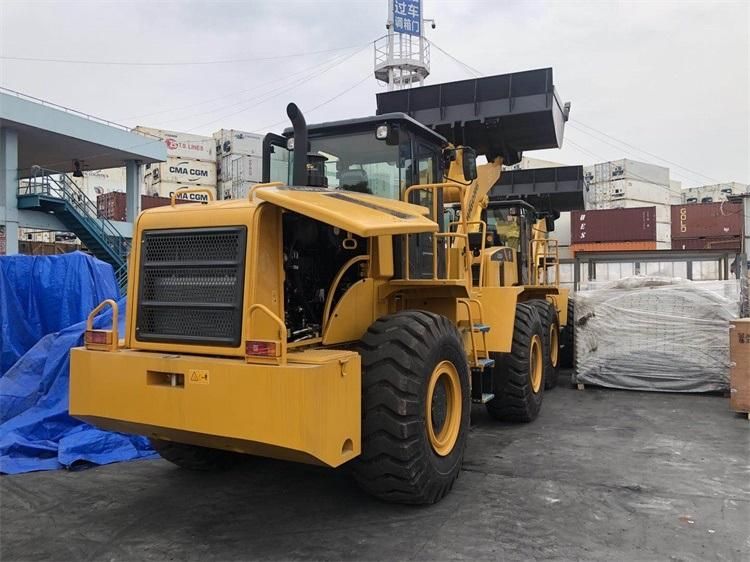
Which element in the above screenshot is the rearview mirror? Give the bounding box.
[462,148,477,182]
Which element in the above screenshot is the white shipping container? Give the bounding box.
[135,126,215,161]
[219,180,234,200]
[554,211,571,247]
[151,182,217,203]
[218,154,263,184]
[213,129,263,158]
[77,167,127,201]
[586,159,670,187]
[147,157,217,187]
[223,180,258,200]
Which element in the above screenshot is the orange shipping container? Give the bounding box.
[569,241,656,255]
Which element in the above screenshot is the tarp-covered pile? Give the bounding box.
[574,276,740,392]
[1,252,154,474]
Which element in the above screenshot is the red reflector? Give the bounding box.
[245,340,278,357]
[85,330,110,345]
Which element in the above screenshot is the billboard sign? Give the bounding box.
[393,0,421,37]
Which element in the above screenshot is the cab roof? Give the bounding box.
[283,112,448,146]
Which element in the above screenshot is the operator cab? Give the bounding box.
[266,112,448,199]
[264,112,464,280]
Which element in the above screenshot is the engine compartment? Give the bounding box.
[282,212,365,343]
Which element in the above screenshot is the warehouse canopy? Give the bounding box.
[0,90,166,176]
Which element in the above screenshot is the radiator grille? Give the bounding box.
[136,227,247,346]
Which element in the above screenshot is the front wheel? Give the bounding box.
[353,310,470,505]
[486,303,546,422]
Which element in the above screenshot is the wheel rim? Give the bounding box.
[529,335,543,393]
[549,323,559,368]
[426,360,462,457]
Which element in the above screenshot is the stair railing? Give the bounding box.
[21,166,130,264]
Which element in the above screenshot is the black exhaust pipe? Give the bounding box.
[286,103,308,186]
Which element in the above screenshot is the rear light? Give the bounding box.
[85,330,113,346]
[245,340,280,358]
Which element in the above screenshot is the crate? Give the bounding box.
[730,319,750,416]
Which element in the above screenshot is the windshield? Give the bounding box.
[288,131,415,200]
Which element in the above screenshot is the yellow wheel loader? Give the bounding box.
[71,68,576,504]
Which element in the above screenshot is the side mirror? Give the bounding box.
[462,148,478,182]
[545,216,556,232]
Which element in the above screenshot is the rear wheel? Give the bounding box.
[354,310,470,504]
[486,303,545,422]
[529,299,560,390]
[149,438,240,471]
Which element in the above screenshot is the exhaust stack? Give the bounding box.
[286,103,308,186]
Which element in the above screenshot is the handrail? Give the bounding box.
[171,187,215,206]
[19,167,130,264]
[402,182,470,283]
[248,304,288,365]
[321,255,370,334]
[249,181,284,201]
[0,86,160,137]
[529,238,560,286]
[85,299,119,352]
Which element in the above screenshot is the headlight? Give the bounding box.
[376,125,389,140]
[286,138,295,150]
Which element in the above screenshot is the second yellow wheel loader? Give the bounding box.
[70,67,578,504]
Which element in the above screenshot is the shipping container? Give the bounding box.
[682,182,748,204]
[585,179,673,210]
[222,180,259,200]
[97,192,127,221]
[218,154,263,184]
[141,194,188,210]
[585,159,670,187]
[571,207,657,244]
[151,182,217,203]
[570,241,657,254]
[134,126,215,161]
[213,129,263,158]
[670,237,742,251]
[671,202,743,239]
[554,211,571,247]
[145,157,217,188]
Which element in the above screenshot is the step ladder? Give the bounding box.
[458,299,496,404]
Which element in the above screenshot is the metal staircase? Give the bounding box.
[17,166,130,291]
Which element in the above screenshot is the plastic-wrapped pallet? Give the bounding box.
[574,276,740,392]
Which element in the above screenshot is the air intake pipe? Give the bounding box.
[286,103,308,187]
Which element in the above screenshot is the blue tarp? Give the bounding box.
[0,253,154,474]
[1,251,119,374]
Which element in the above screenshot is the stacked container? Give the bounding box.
[569,207,662,254]
[135,126,217,202]
[681,182,748,204]
[213,129,264,199]
[583,159,675,248]
[670,202,743,251]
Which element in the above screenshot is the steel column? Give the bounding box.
[0,127,19,254]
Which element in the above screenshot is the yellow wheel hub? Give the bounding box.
[549,323,559,368]
[529,335,543,393]
[426,360,462,457]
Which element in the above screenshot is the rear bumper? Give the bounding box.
[70,347,361,467]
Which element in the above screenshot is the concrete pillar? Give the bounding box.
[125,159,140,222]
[0,127,19,254]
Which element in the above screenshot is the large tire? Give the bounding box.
[353,310,471,505]
[559,298,575,369]
[486,303,545,422]
[529,299,560,390]
[149,438,240,471]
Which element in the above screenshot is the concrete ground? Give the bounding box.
[2,373,749,561]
